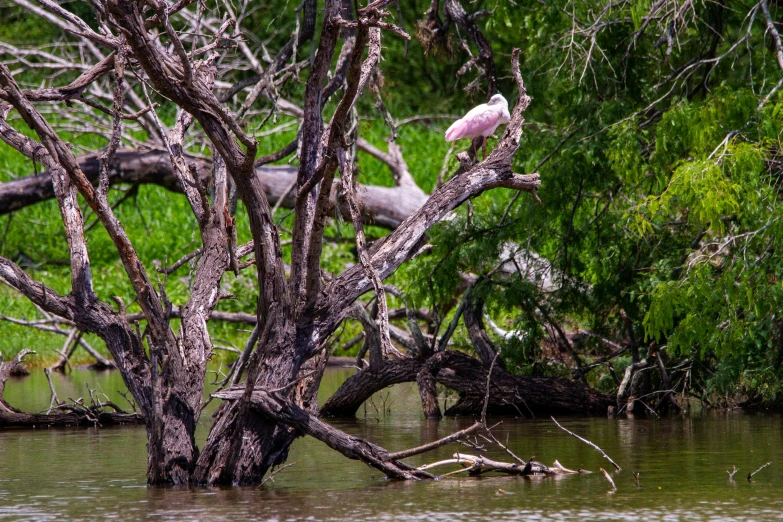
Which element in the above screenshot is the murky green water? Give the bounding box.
[1,367,782,521]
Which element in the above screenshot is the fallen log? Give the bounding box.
[417,453,578,477]
[0,149,428,229]
[0,409,143,428]
[0,350,143,428]
[320,351,613,418]
[213,387,590,481]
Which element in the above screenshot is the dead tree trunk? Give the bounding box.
[0,0,542,487]
[416,362,443,419]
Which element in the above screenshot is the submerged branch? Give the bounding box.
[551,416,621,471]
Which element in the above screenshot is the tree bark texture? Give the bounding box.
[321,351,613,418]
[0,0,559,488]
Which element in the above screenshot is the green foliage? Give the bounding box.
[3,0,783,407]
[402,0,783,404]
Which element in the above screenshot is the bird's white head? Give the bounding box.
[487,93,508,106]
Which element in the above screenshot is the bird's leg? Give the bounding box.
[482,136,487,161]
[471,139,478,161]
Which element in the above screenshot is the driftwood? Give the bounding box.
[417,453,590,478]
[0,350,142,427]
[747,462,771,482]
[600,468,617,490]
[551,416,621,471]
[419,454,546,476]
[0,406,143,428]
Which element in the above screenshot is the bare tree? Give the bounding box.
[0,0,615,487]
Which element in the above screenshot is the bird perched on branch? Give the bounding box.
[445,93,511,160]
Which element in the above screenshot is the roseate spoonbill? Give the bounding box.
[445,93,511,160]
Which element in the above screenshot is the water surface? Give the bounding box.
[1,367,781,521]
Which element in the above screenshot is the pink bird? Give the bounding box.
[445,93,511,160]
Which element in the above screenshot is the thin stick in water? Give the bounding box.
[551,416,622,471]
[481,349,501,424]
[387,421,483,461]
[747,462,771,482]
[601,468,617,490]
[260,461,297,486]
[479,428,525,465]
[44,368,60,414]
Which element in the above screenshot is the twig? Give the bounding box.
[436,143,455,188]
[51,327,78,372]
[229,323,259,386]
[601,468,617,490]
[341,122,395,364]
[270,179,296,216]
[747,462,771,482]
[437,465,475,478]
[118,390,137,412]
[437,299,464,352]
[551,416,621,471]
[386,421,483,461]
[551,460,590,474]
[213,344,241,354]
[0,213,12,253]
[159,247,202,274]
[727,465,739,480]
[480,426,525,465]
[340,332,365,352]
[260,461,298,486]
[269,370,318,393]
[44,367,60,413]
[481,349,501,423]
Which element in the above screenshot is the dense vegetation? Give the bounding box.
[2,0,783,411]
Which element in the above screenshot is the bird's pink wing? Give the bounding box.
[445,118,470,142]
[461,106,502,137]
[445,105,504,141]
